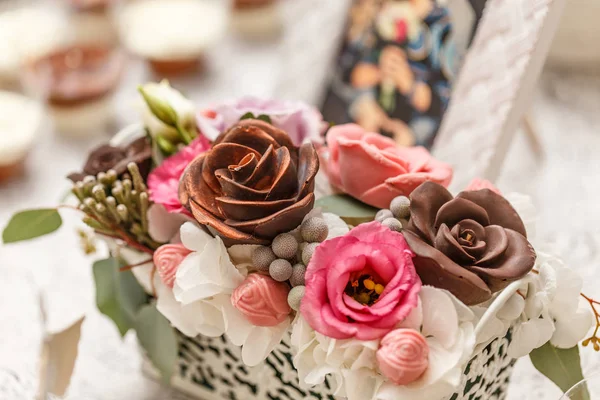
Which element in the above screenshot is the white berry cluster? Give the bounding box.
[375,195,411,232]
[251,216,329,311]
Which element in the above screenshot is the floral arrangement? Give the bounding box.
[3,81,599,400]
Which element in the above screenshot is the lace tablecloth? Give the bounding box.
[1,2,600,397]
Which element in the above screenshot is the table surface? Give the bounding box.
[1,4,600,399]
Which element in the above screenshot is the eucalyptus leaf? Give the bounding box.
[134,304,178,384]
[240,112,256,120]
[2,209,62,243]
[93,257,148,337]
[530,343,587,397]
[315,194,378,226]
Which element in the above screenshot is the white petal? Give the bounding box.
[212,294,253,346]
[241,319,290,367]
[397,298,423,330]
[496,293,525,321]
[551,307,594,348]
[507,318,554,358]
[227,244,260,265]
[342,369,381,400]
[156,281,225,337]
[323,212,350,239]
[180,222,212,252]
[147,204,190,243]
[420,286,458,348]
[131,262,155,294]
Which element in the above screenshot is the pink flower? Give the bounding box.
[376,329,429,385]
[153,243,192,288]
[301,222,421,340]
[196,97,326,145]
[323,124,453,209]
[147,135,211,213]
[465,178,501,194]
[231,274,291,327]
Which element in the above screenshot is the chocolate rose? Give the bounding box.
[179,119,319,245]
[403,182,536,305]
[68,137,152,183]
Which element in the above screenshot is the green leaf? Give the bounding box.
[315,194,378,226]
[256,114,272,124]
[530,343,587,396]
[3,209,62,243]
[93,257,148,337]
[240,111,256,120]
[134,304,178,384]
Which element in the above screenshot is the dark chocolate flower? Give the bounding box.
[179,119,319,245]
[403,182,536,305]
[68,137,152,182]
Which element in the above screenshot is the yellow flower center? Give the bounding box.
[345,274,385,306]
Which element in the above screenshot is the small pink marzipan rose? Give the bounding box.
[153,244,192,288]
[376,328,429,385]
[232,274,291,327]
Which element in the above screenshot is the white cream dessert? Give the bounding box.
[0,4,68,84]
[119,0,228,75]
[231,0,281,38]
[0,91,43,183]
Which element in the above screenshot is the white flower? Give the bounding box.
[157,222,291,366]
[290,286,476,400]
[507,251,593,357]
[139,80,196,141]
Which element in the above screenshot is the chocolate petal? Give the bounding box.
[225,193,315,238]
[216,124,281,155]
[407,181,454,243]
[229,153,258,182]
[83,145,126,175]
[296,142,320,198]
[434,197,490,229]
[203,143,261,192]
[434,224,476,265]
[457,189,527,237]
[468,229,536,292]
[180,167,225,219]
[455,219,486,240]
[245,145,276,189]
[188,198,269,245]
[266,146,298,200]
[403,230,492,305]
[232,119,297,156]
[216,197,297,221]
[215,171,269,201]
[179,153,206,208]
[475,225,509,265]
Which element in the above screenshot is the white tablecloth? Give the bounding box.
[1,2,600,398]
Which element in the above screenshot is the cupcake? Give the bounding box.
[0,3,68,86]
[119,0,228,76]
[0,91,43,183]
[232,0,282,38]
[23,45,125,137]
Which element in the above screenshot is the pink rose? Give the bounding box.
[153,243,192,288]
[301,222,421,340]
[323,124,453,208]
[196,97,326,145]
[465,178,501,194]
[147,135,211,213]
[232,274,291,327]
[376,329,429,385]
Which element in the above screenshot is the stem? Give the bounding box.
[119,258,154,272]
[176,122,192,145]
